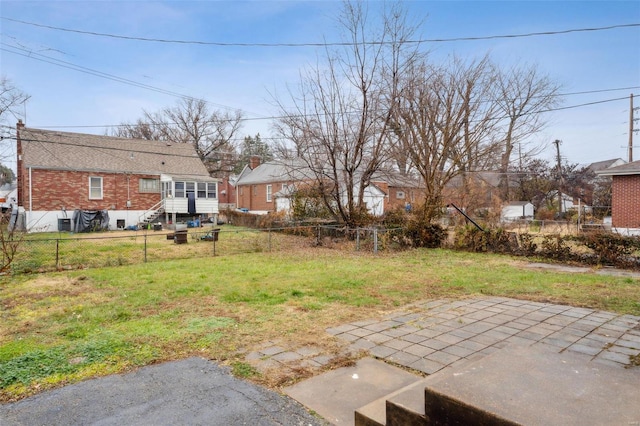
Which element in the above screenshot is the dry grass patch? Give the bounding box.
[1,246,639,401]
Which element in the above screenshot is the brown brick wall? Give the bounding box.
[236,183,280,211]
[611,175,640,228]
[22,169,160,211]
[373,180,424,213]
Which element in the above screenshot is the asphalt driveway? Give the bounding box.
[0,357,326,426]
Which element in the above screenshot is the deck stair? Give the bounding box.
[138,200,165,228]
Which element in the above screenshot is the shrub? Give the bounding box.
[453,226,518,254]
[403,218,446,248]
[574,232,640,268]
[453,226,488,252]
[517,233,538,256]
[381,206,410,228]
[539,235,573,262]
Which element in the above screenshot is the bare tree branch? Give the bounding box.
[273,0,422,226]
[111,98,244,175]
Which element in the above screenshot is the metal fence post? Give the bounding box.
[56,239,60,269]
[373,228,378,254]
[356,227,360,251]
[144,234,147,263]
[268,229,272,251]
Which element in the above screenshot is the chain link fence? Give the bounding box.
[7,224,405,275]
[6,219,620,276]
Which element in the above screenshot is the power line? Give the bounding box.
[4,34,638,132]
[3,94,634,135]
[0,43,259,116]
[3,17,639,47]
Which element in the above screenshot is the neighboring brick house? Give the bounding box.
[16,121,219,232]
[444,172,502,211]
[235,158,311,214]
[235,158,403,216]
[217,175,237,211]
[371,172,423,212]
[596,160,640,235]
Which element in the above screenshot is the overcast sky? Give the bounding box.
[1,0,639,172]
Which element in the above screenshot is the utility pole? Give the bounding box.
[630,94,640,162]
[553,139,563,215]
[630,94,634,162]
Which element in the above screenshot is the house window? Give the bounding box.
[396,191,405,200]
[207,182,217,199]
[239,187,244,196]
[89,176,103,200]
[162,181,172,198]
[175,181,185,198]
[266,185,272,202]
[197,182,207,198]
[186,182,195,198]
[253,185,257,196]
[139,178,160,193]
[282,183,288,191]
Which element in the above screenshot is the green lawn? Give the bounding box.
[1,246,639,401]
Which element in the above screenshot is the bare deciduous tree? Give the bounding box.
[273,1,422,226]
[0,76,29,124]
[1,76,30,166]
[112,98,244,175]
[392,57,500,222]
[493,63,562,200]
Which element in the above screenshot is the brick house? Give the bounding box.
[235,158,312,214]
[16,122,219,232]
[217,175,237,211]
[596,160,640,235]
[234,158,426,217]
[371,172,423,212]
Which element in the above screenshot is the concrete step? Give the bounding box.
[284,357,422,426]
[354,377,433,426]
[421,344,640,425]
[356,344,640,426]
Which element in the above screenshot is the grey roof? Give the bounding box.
[235,159,313,185]
[588,158,626,173]
[19,127,211,179]
[596,160,640,176]
[372,170,422,188]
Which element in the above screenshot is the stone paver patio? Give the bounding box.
[326,297,640,375]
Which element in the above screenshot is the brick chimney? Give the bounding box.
[249,155,261,170]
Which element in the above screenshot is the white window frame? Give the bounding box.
[89,176,103,200]
[175,181,185,198]
[207,182,217,199]
[139,178,160,193]
[266,184,272,202]
[396,190,405,200]
[186,182,195,197]
[197,182,207,198]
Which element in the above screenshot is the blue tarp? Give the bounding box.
[188,193,196,214]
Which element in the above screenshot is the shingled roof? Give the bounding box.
[596,160,640,176]
[235,158,314,185]
[18,127,212,179]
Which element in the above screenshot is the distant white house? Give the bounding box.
[0,182,17,212]
[501,201,534,221]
